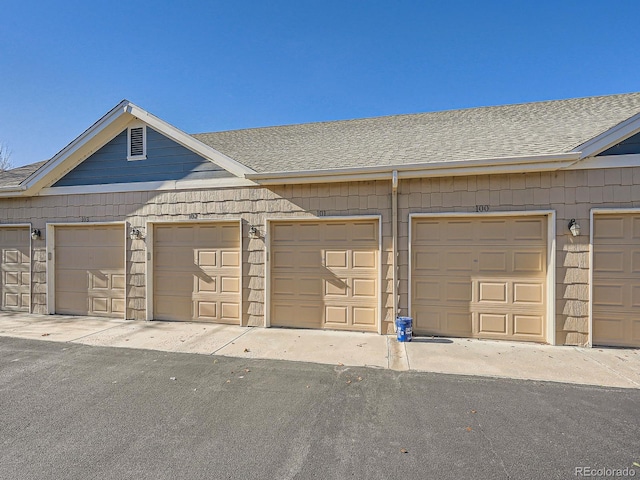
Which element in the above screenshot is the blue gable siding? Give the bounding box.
[53,127,234,186]
[598,131,640,156]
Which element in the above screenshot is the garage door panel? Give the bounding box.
[413,251,440,272]
[478,251,507,272]
[353,307,376,326]
[593,249,625,273]
[513,218,546,241]
[593,213,640,347]
[478,282,507,303]
[513,315,544,336]
[0,227,32,312]
[445,251,474,272]
[593,282,625,308]
[325,223,348,241]
[478,220,508,240]
[270,220,379,332]
[54,225,126,317]
[478,313,508,334]
[220,276,240,294]
[412,216,547,342]
[352,222,377,242]
[512,250,545,273]
[353,250,376,268]
[413,279,439,301]
[513,283,544,305]
[273,302,323,328]
[325,250,347,268]
[326,278,348,296]
[352,278,376,297]
[153,223,240,323]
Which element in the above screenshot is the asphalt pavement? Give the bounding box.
[1,336,638,480]
[1,313,639,389]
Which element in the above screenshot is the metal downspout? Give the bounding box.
[391,170,399,324]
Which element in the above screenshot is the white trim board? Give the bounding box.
[38,177,257,196]
[408,210,556,345]
[264,214,384,334]
[565,153,640,170]
[572,112,640,159]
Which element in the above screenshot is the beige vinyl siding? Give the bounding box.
[153,222,241,323]
[411,216,547,342]
[54,225,125,317]
[270,219,379,332]
[592,213,640,347]
[0,227,30,311]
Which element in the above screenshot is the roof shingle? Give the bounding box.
[193,92,640,174]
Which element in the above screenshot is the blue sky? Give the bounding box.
[1,1,639,167]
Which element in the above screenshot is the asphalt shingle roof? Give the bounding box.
[0,161,47,188]
[193,92,640,174]
[3,93,640,187]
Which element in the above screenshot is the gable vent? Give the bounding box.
[130,127,144,156]
[127,125,147,160]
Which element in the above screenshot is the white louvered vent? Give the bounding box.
[127,125,146,160]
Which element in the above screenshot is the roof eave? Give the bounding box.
[246,153,581,184]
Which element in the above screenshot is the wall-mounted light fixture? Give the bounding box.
[248,225,261,239]
[568,219,580,237]
[129,227,144,240]
[31,228,41,240]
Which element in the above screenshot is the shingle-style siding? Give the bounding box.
[53,128,234,187]
[11,181,394,330]
[398,166,640,346]
[3,166,640,346]
[598,131,640,156]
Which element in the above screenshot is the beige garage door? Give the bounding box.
[270,219,379,332]
[55,225,125,317]
[412,216,547,342]
[153,223,240,323]
[0,227,30,311]
[592,214,640,347]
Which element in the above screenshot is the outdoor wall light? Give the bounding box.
[568,219,580,237]
[31,228,41,240]
[248,225,260,239]
[129,227,144,240]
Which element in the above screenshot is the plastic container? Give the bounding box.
[395,316,413,342]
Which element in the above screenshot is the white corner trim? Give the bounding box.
[125,104,256,177]
[37,176,257,196]
[564,153,640,170]
[572,111,640,159]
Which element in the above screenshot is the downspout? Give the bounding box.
[391,170,399,326]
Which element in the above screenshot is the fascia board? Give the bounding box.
[23,100,131,187]
[37,177,257,196]
[564,153,640,170]
[126,104,256,177]
[571,112,640,159]
[247,152,580,184]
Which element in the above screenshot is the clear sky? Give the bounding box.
[1,0,639,167]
